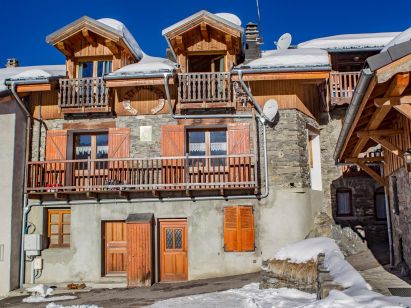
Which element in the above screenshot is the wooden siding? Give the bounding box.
[127,222,153,287]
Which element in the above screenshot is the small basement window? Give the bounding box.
[47,209,71,248]
[336,188,353,216]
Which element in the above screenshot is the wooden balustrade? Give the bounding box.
[329,71,361,105]
[59,77,109,110]
[26,154,257,194]
[177,72,232,107]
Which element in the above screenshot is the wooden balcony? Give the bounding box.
[58,77,111,114]
[26,154,258,199]
[177,72,234,110]
[329,71,361,105]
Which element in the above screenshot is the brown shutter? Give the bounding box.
[239,206,255,252]
[224,206,238,252]
[108,128,130,158]
[45,130,68,173]
[227,123,250,155]
[160,125,185,157]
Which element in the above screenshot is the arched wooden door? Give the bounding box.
[159,219,188,281]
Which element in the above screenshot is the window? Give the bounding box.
[375,187,387,220]
[187,129,227,166]
[224,206,254,252]
[392,176,400,215]
[78,60,112,78]
[48,209,71,248]
[336,188,352,216]
[74,132,108,169]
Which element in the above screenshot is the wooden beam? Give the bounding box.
[225,35,233,53]
[346,157,384,163]
[56,42,73,57]
[175,36,184,52]
[200,22,209,41]
[105,39,119,55]
[357,129,403,138]
[357,162,386,186]
[82,29,97,47]
[394,104,411,120]
[374,95,411,107]
[370,135,403,157]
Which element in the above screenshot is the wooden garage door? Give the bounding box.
[159,219,188,282]
[104,221,127,276]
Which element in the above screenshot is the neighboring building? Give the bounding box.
[0,11,402,291]
[335,31,411,272]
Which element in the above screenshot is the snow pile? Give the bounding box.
[241,48,330,69]
[0,65,66,93]
[108,53,176,77]
[298,33,399,50]
[215,13,242,26]
[150,238,411,308]
[22,284,77,304]
[381,27,411,52]
[47,303,100,308]
[97,18,143,60]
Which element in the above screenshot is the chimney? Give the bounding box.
[6,58,19,68]
[244,22,261,63]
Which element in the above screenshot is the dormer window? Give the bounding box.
[78,60,112,78]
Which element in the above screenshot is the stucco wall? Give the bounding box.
[0,98,26,295]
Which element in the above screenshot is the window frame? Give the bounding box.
[336,188,353,217]
[76,58,113,78]
[47,209,71,248]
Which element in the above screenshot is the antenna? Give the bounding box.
[255,0,264,44]
[275,33,292,50]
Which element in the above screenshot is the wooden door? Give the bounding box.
[159,219,188,281]
[103,221,127,276]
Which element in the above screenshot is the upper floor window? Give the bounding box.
[374,187,387,220]
[78,60,112,78]
[187,54,225,73]
[74,132,108,169]
[186,128,227,166]
[336,188,352,216]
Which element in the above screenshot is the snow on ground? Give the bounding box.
[240,48,330,69]
[381,27,411,52]
[22,284,77,304]
[150,237,411,308]
[298,33,399,50]
[46,303,99,308]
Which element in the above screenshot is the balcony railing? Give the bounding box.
[26,154,257,196]
[177,72,233,109]
[58,77,110,111]
[329,71,361,105]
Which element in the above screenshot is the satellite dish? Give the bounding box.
[276,33,292,50]
[263,99,278,123]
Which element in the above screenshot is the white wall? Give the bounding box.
[310,134,323,191]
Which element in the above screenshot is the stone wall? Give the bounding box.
[388,168,411,272]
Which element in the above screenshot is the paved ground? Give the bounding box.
[0,272,259,308]
[347,249,411,296]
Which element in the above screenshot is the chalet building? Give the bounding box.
[335,30,411,274]
[0,10,402,292]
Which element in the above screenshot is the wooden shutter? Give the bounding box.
[224,207,238,252]
[224,206,255,252]
[45,130,67,172]
[108,128,130,158]
[160,125,185,157]
[227,123,250,155]
[239,206,255,251]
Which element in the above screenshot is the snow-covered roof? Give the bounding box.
[237,48,330,71]
[107,53,176,78]
[162,10,243,37]
[298,32,400,51]
[381,27,411,52]
[0,65,66,94]
[46,16,143,60]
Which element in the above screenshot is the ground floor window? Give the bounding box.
[224,206,255,252]
[375,188,387,220]
[336,188,352,216]
[47,209,71,248]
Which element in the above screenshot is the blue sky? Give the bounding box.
[1,0,411,66]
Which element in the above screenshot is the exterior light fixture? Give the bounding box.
[404,149,411,171]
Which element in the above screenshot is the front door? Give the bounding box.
[159,219,188,281]
[103,221,127,276]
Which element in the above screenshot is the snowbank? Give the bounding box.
[298,33,399,50]
[47,303,100,308]
[108,53,176,77]
[381,27,411,52]
[23,284,77,304]
[0,65,66,93]
[240,48,330,69]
